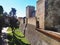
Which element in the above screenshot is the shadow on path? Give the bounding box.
[14,32,25,38]
[7,32,30,45]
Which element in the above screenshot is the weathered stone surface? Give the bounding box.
[36,0,45,29]
[45,0,60,31]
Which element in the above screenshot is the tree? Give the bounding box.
[9,17,19,29]
[9,8,18,28]
[9,8,19,44]
[3,12,8,16]
[0,5,3,14]
[9,8,16,17]
[0,5,4,38]
[9,8,19,33]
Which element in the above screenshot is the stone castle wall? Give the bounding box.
[36,0,45,29]
[28,17,36,26]
[19,17,60,45]
[19,0,60,45]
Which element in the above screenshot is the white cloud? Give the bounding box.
[16,11,26,17]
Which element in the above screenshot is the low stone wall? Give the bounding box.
[20,24,25,34]
[28,17,36,26]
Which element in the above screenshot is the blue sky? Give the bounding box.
[0,0,37,17]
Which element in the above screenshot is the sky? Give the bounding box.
[0,0,37,17]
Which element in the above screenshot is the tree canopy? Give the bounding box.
[9,8,16,16]
[0,6,3,14]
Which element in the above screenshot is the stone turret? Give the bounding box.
[26,6,35,18]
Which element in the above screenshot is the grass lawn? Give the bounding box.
[7,27,30,45]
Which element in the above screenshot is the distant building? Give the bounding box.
[26,6,35,18]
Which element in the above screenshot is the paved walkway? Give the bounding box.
[0,27,8,45]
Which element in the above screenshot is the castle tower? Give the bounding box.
[36,0,45,29]
[26,6,35,18]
